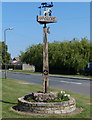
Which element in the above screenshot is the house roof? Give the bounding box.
[13,57,20,61]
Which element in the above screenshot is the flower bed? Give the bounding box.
[24,91,70,102]
[17,91,76,114]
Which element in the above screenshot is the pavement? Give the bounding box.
[6,70,91,80]
[49,74,91,80]
[3,71,91,95]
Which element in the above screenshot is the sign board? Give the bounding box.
[43,70,48,75]
[37,16,57,24]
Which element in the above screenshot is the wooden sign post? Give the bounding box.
[43,24,49,93]
[37,2,57,93]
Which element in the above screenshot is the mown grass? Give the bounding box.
[53,74,92,78]
[7,70,41,74]
[2,77,91,119]
[0,77,2,119]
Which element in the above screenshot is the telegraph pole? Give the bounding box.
[37,2,56,93]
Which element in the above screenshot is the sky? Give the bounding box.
[2,2,90,58]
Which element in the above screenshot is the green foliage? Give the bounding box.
[25,92,70,102]
[26,97,35,102]
[0,41,11,64]
[20,43,43,71]
[20,38,91,74]
[57,92,65,99]
[57,92,69,101]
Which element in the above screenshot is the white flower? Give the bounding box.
[61,91,65,94]
[64,94,66,96]
[68,94,70,97]
[64,94,67,96]
[63,91,65,94]
[61,91,63,94]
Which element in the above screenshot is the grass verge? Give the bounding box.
[2,77,91,118]
[7,70,41,74]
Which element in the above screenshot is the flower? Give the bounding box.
[51,97,54,100]
[49,97,51,100]
[67,94,70,97]
[46,97,49,99]
[64,94,68,97]
[61,91,65,94]
[34,94,38,97]
[61,91,63,94]
[24,91,70,102]
[35,98,39,100]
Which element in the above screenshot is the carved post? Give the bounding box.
[37,2,57,93]
[43,24,49,93]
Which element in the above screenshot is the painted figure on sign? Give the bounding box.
[43,8,52,16]
[48,8,52,16]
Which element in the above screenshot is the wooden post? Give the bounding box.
[43,24,49,93]
[37,4,57,93]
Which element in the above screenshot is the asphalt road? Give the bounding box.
[2,72,91,95]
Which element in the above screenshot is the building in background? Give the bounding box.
[3,57,35,72]
[11,57,21,64]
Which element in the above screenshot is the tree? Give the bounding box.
[20,38,91,75]
[0,41,11,64]
[20,44,43,72]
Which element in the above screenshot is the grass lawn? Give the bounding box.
[2,77,91,119]
[7,70,41,74]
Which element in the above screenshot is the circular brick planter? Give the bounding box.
[17,93,76,114]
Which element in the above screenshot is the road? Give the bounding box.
[2,72,91,95]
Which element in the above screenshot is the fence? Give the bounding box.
[2,64,35,72]
[2,64,22,70]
